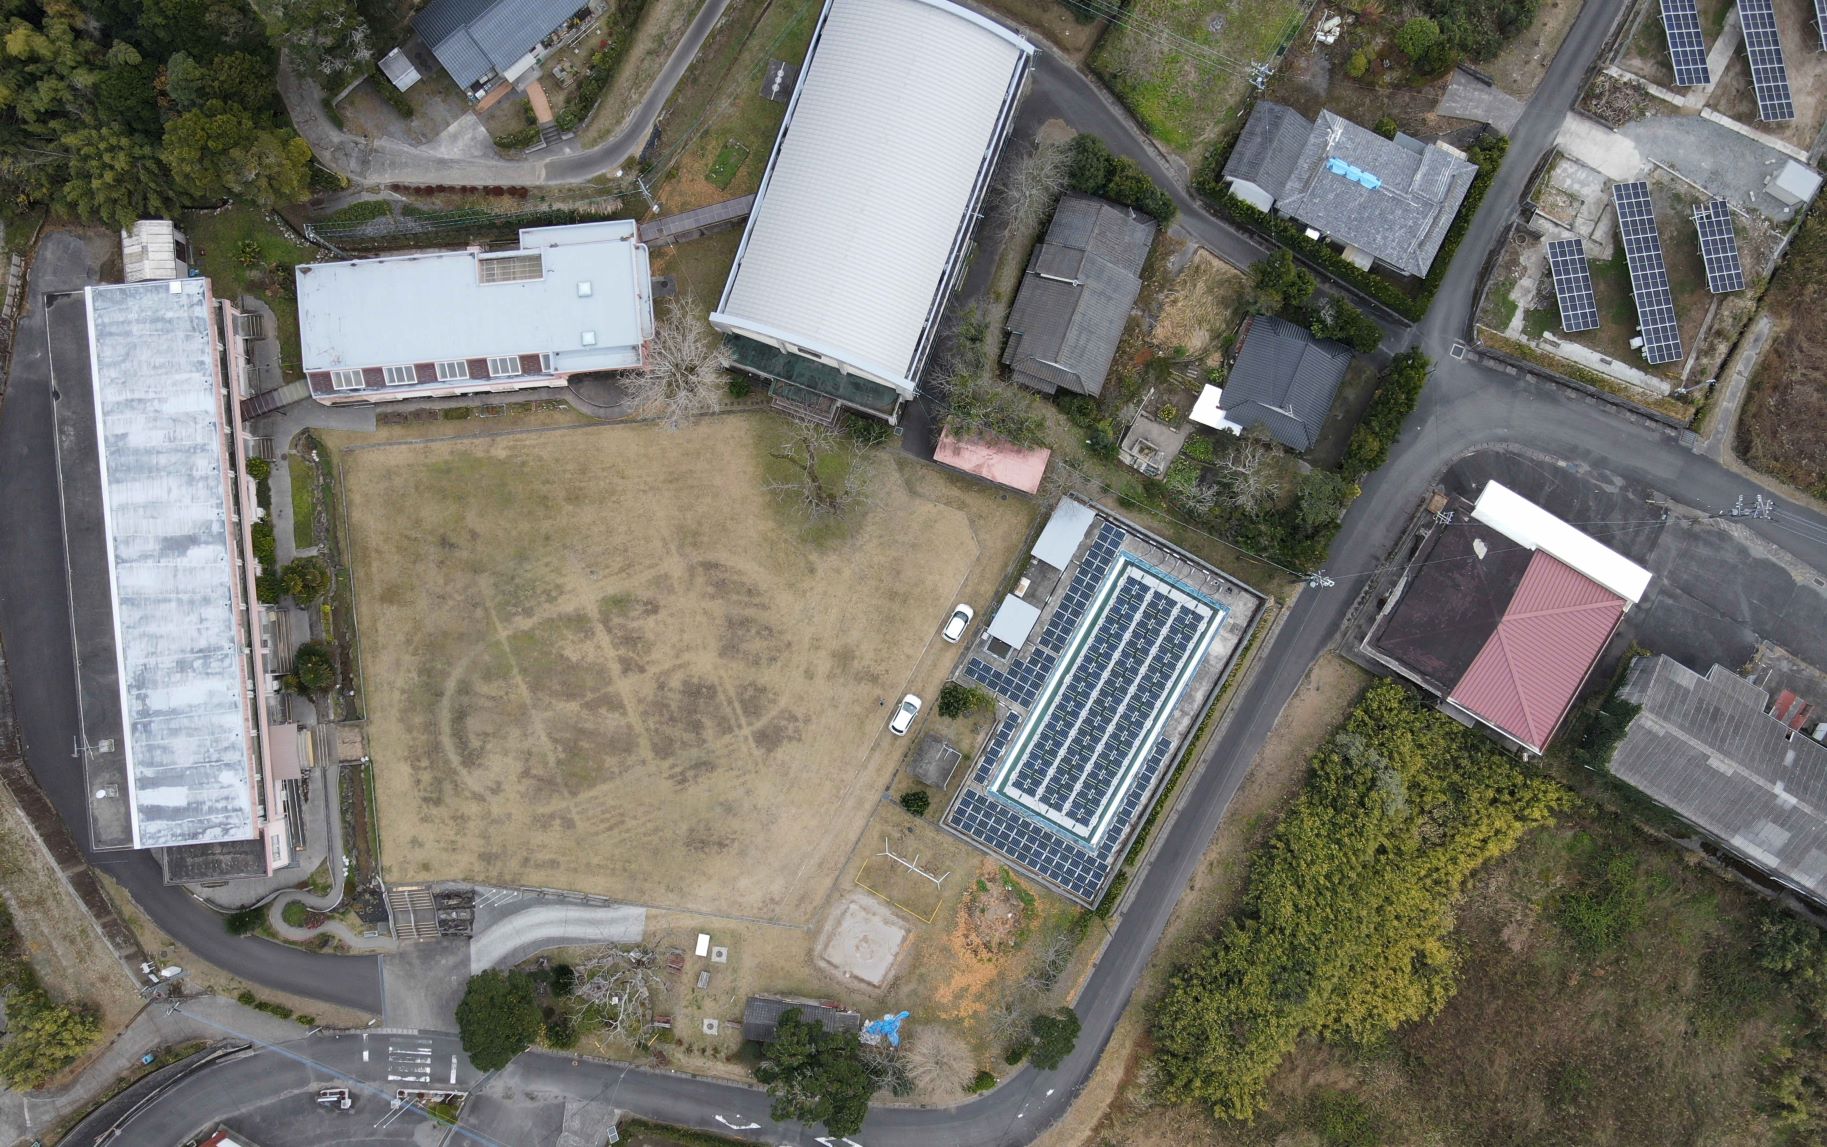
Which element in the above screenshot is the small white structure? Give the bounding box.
[1189,384,1245,434]
[1768,159,1824,207]
[694,933,711,957]
[986,594,1041,649]
[1469,481,1654,604]
[120,220,189,283]
[379,47,422,92]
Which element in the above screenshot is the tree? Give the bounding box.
[1065,132,1113,195]
[1373,115,1400,140]
[755,1009,876,1137]
[899,790,931,817]
[224,905,264,934]
[267,0,373,83]
[623,297,729,430]
[996,137,1069,242]
[280,557,331,604]
[1308,297,1383,354]
[1346,50,1369,78]
[1294,470,1359,531]
[0,992,100,1088]
[1209,434,1281,514]
[1027,1007,1080,1070]
[161,101,313,205]
[765,421,878,521]
[1249,250,1315,313]
[56,125,179,230]
[288,640,337,696]
[940,372,1048,449]
[455,970,543,1071]
[903,1026,975,1096]
[550,963,576,997]
[544,1013,578,1049]
[1395,16,1441,59]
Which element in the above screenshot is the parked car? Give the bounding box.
[942,603,974,643]
[889,694,922,736]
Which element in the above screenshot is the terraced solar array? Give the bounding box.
[1741,0,1795,121]
[1693,199,1746,293]
[1661,0,1711,85]
[1612,181,1684,365]
[948,518,1228,905]
[1547,239,1600,333]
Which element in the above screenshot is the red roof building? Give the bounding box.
[1446,552,1627,753]
[933,427,1051,494]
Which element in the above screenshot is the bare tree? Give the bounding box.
[1210,434,1281,514]
[995,138,1069,242]
[1021,931,1079,994]
[624,295,730,430]
[575,946,665,1042]
[764,421,878,520]
[985,994,1035,1045]
[903,1026,976,1097]
[858,1039,910,1095]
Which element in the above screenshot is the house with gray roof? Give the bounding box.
[1222,102,1477,278]
[1609,655,1827,905]
[1192,315,1350,452]
[1002,194,1157,397]
[412,0,588,95]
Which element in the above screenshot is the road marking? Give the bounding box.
[717,1115,761,1130]
[450,1055,457,1084]
[362,1049,369,1062]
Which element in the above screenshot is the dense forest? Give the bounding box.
[0,0,370,228]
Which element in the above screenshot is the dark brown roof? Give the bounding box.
[741,996,862,1043]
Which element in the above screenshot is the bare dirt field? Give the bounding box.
[340,414,1029,922]
[1484,0,1585,97]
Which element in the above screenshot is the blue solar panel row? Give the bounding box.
[946,737,1175,902]
[1612,181,1684,365]
[1036,524,1128,655]
[963,650,1058,708]
[973,711,1022,785]
[1661,0,1711,85]
[1741,0,1795,121]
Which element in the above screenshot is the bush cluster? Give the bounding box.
[937,681,991,719]
[899,790,931,817]
[0,904,99,1088]
[1065,134,1176,224]
[1341,349,1429,477]
[493,125,542,151]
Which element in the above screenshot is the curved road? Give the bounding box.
[29,0,1827,1141]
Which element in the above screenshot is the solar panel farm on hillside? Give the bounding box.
[1661,0,1711,85]
[1740,0,1795,121]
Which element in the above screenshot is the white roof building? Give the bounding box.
[711,0,1032,421]
[1769,159,1823,207]
[297,220,653,404]
[86,280,266,851]
[1469,480,1654,604]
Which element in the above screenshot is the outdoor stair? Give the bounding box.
[538,121,563,148]
[239,378,312,420]
[769,388,841,427]
[385,885,442,942]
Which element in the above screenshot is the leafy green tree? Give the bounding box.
[280,557,331,604]
[1065,132,1113,195]
[1395,16,1441,59]
[55,125,178,230]
[1250,249,1315,313]
[1027,1007,1080,1070]
[1308,298,1383,354]
[455,970,542,1071]
[550,964,576,997]
[225,905,263,934]
[1373,115,1400,140]
[267,0,373,84]
[288,640,337,695]
[1346,50,1368,78]
[1294,470,1359,531]
[162,100,313,206]
[544,1013,577,1049]
[899,790,931,817]
[755,1009,875,1137]
[0,991,100,1088]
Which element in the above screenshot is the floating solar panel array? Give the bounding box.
[1612,182,1684,365]
[1546,239,1600,333]
[1693,199,1746,293]
[1661,0,1711,85]
[1741,0,1795,121]
[947,739,1174,903]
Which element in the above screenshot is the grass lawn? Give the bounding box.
[649,228,743,319]
[334,414,1031,921]
[289,453,318,549]
[705,139,749,189]
[1092,0,1304,161]
[184,206,318,376]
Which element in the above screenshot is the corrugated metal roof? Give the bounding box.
[1448,551,1625,752]
[1003,194,1155,398]
[85,281,260,849]
[1470,480,1654,604]
[1217,314,1352,451]
[1032,497,1096,569]
[987,594,1042,647]
[413,0,583,88]
[711,0,1031,397]
[1613,656,1827,898]
[296,221,651,378]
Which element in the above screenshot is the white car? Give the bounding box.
[889,694,922,736]
[942,603,974,643]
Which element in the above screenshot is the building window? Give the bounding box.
[487,355,522,378]
[329,369,363,391]
[435,360,469,381]
[383,364,416,386]
[539,353,554,373]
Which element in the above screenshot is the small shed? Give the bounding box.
[741,996,862,1043]
[379,47,422,92]
[1769,159,1823,207]
[120,220,189,283]
[986,594,1041,650]
[1031,497,1097,570]
[908,734,961,788]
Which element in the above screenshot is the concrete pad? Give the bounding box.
[421,114,498,161]
[381,939,471,1030]
[1438,71,1526,133]
[1556,116,1645,183]
[468,901,646,973]
[814,890,909,988]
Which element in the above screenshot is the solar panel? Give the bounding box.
[1740,0,1795,121]
[1661,0,1712,85]
[1693,199,1746,293]
[1612,182,1684,365]
[1546,239,1600,332]
[1817,0,1827,52]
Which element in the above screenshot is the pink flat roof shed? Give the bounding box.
[1447,550,1627,754]
[933,426,1050,494]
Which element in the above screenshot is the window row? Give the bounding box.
[327,354,555,391]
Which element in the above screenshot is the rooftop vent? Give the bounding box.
[581,330,597,346]
[577,280,593,297]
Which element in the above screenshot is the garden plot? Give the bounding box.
[341,415,1008,922]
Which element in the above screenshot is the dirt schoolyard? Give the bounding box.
[340,415,1026,922]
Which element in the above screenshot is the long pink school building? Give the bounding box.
[296,220,654,404]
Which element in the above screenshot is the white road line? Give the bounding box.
[449,1054,457,1084]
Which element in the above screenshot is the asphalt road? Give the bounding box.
[22,0,1827,1141]
[0,234,385,1015]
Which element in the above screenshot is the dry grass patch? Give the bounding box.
[1151,248,1249,362]
[340,414,1028,921]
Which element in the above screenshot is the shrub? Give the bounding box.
[289,641,338,696]
[1554,853,1646,956]
[281,900,308,927]
[279,558,332,604]
[1342,350,1429,478]
[1346,50,1369,78]
[1156,403,1179,423]
[1395,16,1441,59]
[1004,1040,1030,1065]
[899,790,931,817]
[0,991,99,1088]
[245,457,272,481]
[969,1069,996,1092]
[225,907,264,935]
[456,970,543,1071]
[1373,115,1399,139]
[843,414,893,447]
[1309,297,1383,354]
[255,570,283,605]
[1065,133,1113,195]
[1028,1007,1080,1070]
[372,68,414,117]
[545,1013,578,1049]
[1064,133,1175,223]
[937,681,990,719]
[727,374,752,398]
[493,125,542,151]
[250,519,277,568]
[555,107,581,133]
[550,964,576,997]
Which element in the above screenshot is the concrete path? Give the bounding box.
[469,900,647,974]
[1439,69,1526,133]
[1700,312,1772,460]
